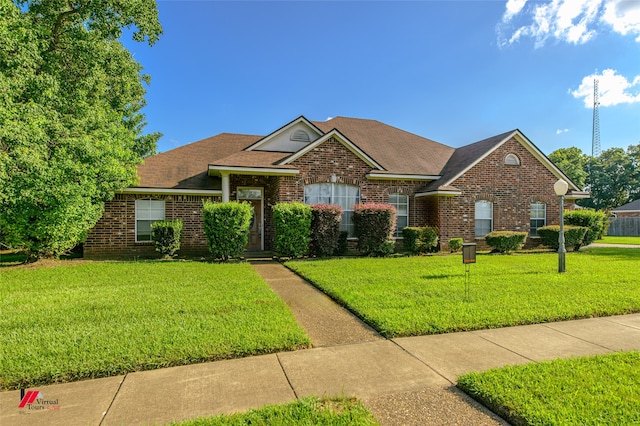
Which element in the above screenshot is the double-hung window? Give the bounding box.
[304,183,360,237]
[389,194,409,238]
[530,202,546,237]
[475,200,493,238]
[135,199,165,242]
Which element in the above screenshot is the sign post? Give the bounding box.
[462,243,476,300]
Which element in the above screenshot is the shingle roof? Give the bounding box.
[136,133,260,190]
[210,151,294,168]
[312,117,455,175]
[419,130,516,193]
[613,199,640,211]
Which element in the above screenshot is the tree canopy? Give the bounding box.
[0,0,162,258]
[549,143,640,211]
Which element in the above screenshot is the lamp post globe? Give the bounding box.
[554,179,568,273]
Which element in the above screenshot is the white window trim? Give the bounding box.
[475,200,493,239]
[530,202,546,238]
[389,193,409,239]
[303,183,360,238]
[135,198,165,243]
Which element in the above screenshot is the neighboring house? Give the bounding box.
[84,116,589,258]
[611,199,640,218]
[609,199,640,236]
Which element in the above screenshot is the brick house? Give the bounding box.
[84,116,589,258]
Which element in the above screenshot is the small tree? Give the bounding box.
[310,204,343,257]
[202,201,252,261]
[273,202,312,258]
[353,203,396,256]
[151,219,183,258]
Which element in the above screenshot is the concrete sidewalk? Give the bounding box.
[2,314,639,425]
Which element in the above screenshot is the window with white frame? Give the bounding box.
[475,200,493,238]
[304,183,360,237]
[135,199,165,242]
[389,193,409,238]
[530,202,546,237]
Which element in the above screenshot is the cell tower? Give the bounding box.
[592,78,601,158]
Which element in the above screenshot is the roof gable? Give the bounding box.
[278,129,384,170]
[421,130,583,194]
[245,116,324,153]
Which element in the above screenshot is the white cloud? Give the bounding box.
[556,128,570,134]
[602,0,640,41]
[502,0,528,22]
[497,0,640,47]
[571,69,640,107]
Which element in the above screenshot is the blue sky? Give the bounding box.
[123,0,640,156]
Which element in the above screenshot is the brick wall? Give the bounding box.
[84,193,219,259]
[435,137,565,251]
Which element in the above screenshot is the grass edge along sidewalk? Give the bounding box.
[171,396,379,426]
[458,351,640,426]
[0,261,310,391]
[286,248,640,337]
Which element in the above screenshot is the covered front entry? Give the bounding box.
[237,187,263,251]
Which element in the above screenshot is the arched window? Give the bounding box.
[304,183,360,237]
[135,199,165,242]
[475,200,493,238]
[530,202,546,237]
[505,153,521,165]
[389,194,409,238]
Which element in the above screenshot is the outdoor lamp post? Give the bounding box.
[554,179,569,273]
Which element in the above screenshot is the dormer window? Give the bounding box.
[290,130,310,143]
[505,153,520,165]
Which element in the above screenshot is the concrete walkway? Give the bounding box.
[2,264,640,426]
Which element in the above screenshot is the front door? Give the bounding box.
[237,187,263,251]
[246,199,262,251]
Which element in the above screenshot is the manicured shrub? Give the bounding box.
[564,209,609,246]
[353,203,396,256]
[202,201,253,261]
[336,231,349,256]
[273,202,312,258]
[449,238,463,253]
[537,225,588,251]
[151,219,183,258]
[485,231,528,254]
[310,204,343,257]
[402,226,439,254]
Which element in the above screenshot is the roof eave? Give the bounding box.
[415,190,462,197]
[366,173,440,181]
[120,188,222,196]
[208,165,300,177]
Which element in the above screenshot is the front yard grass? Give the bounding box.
[595,235,640,245]
[0,261,310,391]
[172,396,379,426]
[457,351,640,425]
[286,248,640,337]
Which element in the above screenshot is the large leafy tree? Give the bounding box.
[548,147,588,190]
[549,143,640,211]
[0,0,162,258]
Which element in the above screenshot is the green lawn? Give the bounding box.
[458,351,640,425]
[0,261,310,390]
[172,396,379,426]
[286,248,640,337]
[595,236,640,245]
